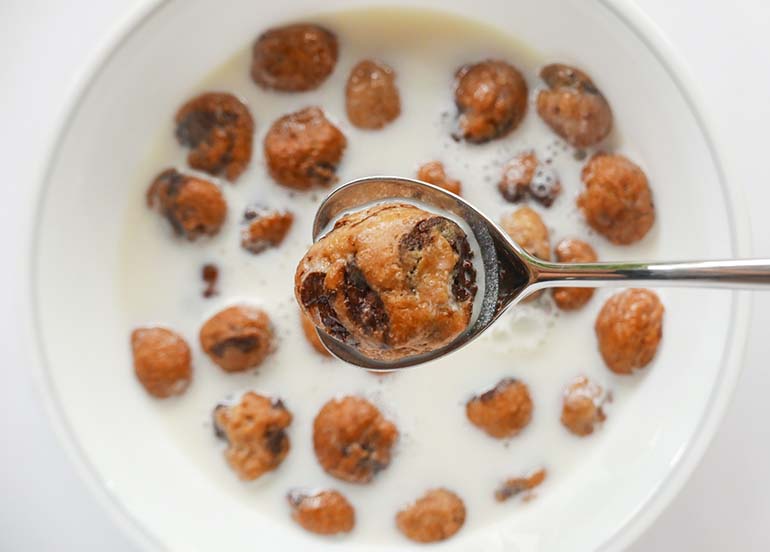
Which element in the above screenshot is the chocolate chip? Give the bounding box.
[176,110,217,147]
[400,217,445,252]
[449,233,477,303]
[342,263,389,337]
[210,335,259,357]
[399,218,445,290]
[300,273,324,307]
[264,427,288,455]
[300,272,352,342]
[341,442,387,475]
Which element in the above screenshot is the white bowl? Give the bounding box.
[29,0,750,550]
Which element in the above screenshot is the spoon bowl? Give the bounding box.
[312,176,770,370]
[312,176,537,370]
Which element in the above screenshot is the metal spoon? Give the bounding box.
[311,176,770,371]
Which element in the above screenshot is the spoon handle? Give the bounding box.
[528,258,770,291]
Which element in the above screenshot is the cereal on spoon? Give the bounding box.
[295,203,477,361]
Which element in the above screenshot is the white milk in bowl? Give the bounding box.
[119,7,657,545]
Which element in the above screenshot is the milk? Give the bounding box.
[118,8,657,544]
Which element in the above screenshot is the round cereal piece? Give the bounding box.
[174,92,254,182]
[561,376,606,436]
[264,107,347,190]
[417,161,462,195]
[213,392,292,480]
[552,238,598,310]
[595,289,664,374]
[147,169,227,240]
[346,59,401,129]
[500,206,551,261]
[251,23,338,92]
[199,305,274,372]
[130,327,191,398]
[300,311,331,357]
[578,153,655,245]
[287,489,355,535]
[396,489,466,543]
[313,396,398,483]
[295,204,477,361]
[240,205,294,254]
[466,377,533,438]
[498,151,561,207]
[536,63,613,148]
[454,59,528,143]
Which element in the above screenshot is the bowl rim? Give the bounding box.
[24,0,752,550]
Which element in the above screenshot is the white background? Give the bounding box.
[1,0,769,549]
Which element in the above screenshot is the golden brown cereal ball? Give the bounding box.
[552,238,598,310]
[295,204,477,361]
[146,169,227,240]
[561,376,607,436]
[199,305,274,372]
[536,63,613,148]
[313,396,398,483]
[498,151,561,207]
[240,205,294,254]
[454,60,528,143]
[251,24,338,92]
[213,392,292,480]
[396,489,466,543]
[264,107,347,190]
[130,327,191,398]
[595,289,664,374]
[287,489,355,535]
[345,59,401,129]
[174,92,254,182]
[578,153,655,245]
[466,378,533,439]
[417,161,462,195]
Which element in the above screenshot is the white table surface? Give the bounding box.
[2,0,769,549]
